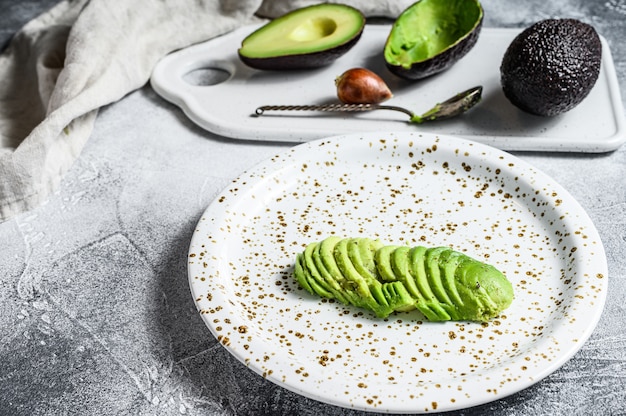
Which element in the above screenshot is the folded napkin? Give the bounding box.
[0,0,411,222]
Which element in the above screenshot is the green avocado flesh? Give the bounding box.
[238,4,365,70]
[500,19,602,117]
[384,0,483,80]
[294,237,513,322]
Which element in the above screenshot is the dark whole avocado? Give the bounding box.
[500,19,602,117]
[238,4,365,70]
[384,0,483,80]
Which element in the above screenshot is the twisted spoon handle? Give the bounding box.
[255,104,414,118]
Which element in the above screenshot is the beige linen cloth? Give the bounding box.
[0,0,412,222]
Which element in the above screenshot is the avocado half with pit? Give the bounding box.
[384,0,483,80]
[238,4,365,70]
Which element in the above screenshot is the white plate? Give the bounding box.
[152,24,626,152]
[188,131,608,413]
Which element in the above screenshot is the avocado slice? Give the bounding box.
[425,247,454,306]
[437,248,465,308]
[294,253,315,293]
[348,238,382,283]
[390,246,420,299]
[408,246,436,301]
[453,259,514,321]
[500,19,602,116]
[314,236,354,305]
[294,243,336,299]
[238,4,365,70]
[333,238,384,312]
[384,0,483,80]
[374,245,402,282]
[381,281,416,313]
[329,237,394,317]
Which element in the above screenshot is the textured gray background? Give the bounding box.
[1,1,625,415]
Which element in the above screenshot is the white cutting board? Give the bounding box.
[151,23,626,152]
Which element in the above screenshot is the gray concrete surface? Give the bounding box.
[1,1,625,415]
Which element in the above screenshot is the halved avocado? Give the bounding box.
[384,0,483,80]
[238,4,365,70]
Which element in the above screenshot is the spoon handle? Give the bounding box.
[255,104,414,118]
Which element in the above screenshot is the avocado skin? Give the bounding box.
[500,19,602,116]
[238,33,363,70]
[386,18,482,80]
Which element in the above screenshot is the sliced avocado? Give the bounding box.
[238,4,365,70]
[293,238,513,321]
[417,302,451,322]
[347,238,398,317]
[408,246,436,301]
[369,284,395,318]
[374,245,401,281]
[381,281,416,313]
[303,242,334,294]
[384,0,483,80]
[407,246,451,321]
[500,19,602,116]
[455,260,514,321]
[315,236,353,305]
[390,246,421,299]
[437,249,464,307]
[333,238,381,312]
[425,247,453,305]
[348,238,381,283]
[300,243,336,299]
[294,253,314,293]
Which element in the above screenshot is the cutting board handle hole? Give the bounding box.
[182,61,233,86]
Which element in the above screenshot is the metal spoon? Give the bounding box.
[254,86,483,124]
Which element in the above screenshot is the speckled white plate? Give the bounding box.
[188,131,607,413]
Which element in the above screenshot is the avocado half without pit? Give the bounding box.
[238,4,365,70]
[384,0,483,80]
